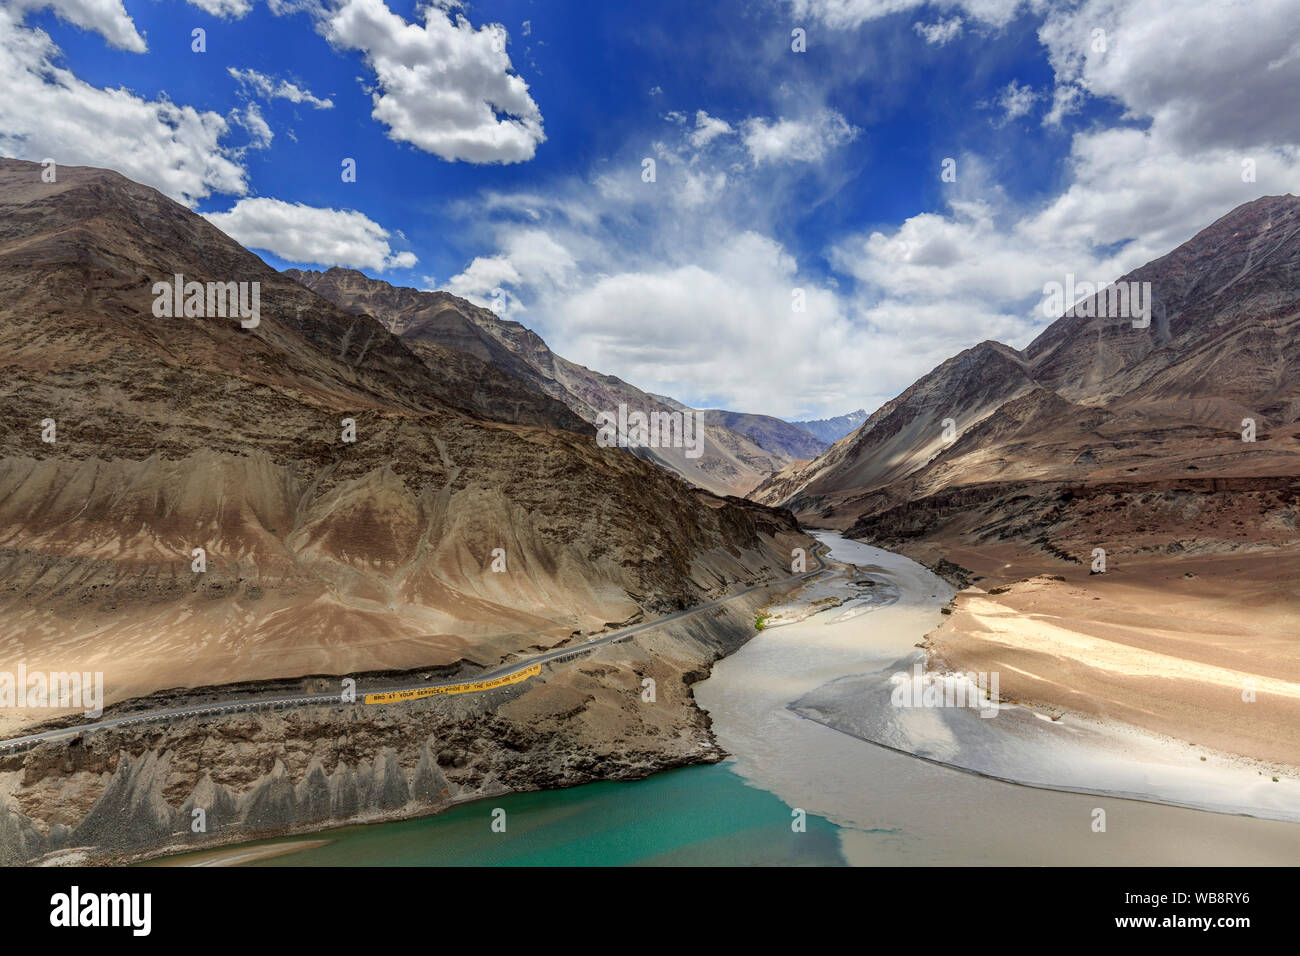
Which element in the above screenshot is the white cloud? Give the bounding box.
[0,5,248,206]
[996,79,1038,122]
[913,16,963,45]
[12,0,144,52]
[833,199,1049,305]
[266,0,316,13]
[1043,82,1083,126]
[443,256,521,303]
[441,229,576,314]
[812,0,1300,412]
[1038,0,1300,151]
[689,110,733,148]
[228,67,334,109]
[496,230,577,284]
[679,169,728,207]
[203,198,417,271]
[741,110,859,166]
[235,103,273,148]
[556,232,871,416]
[789,0,1027,30]
[187,0,252,17]
[316,0,544,163]
[831,130,1300,364]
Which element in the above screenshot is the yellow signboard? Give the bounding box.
[364,663,542,705]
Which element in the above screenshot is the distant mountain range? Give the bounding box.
[752,194,1300,562]
[788,409,868,444]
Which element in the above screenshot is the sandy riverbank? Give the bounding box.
[696,532,1300,864]
[150,839,332,866]
[915,544,1300,769]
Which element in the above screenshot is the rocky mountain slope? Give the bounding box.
[286,267,797,497]
[752,194,1300,562]
[0,158,809,719]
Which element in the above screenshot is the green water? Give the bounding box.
[159,763,849,866]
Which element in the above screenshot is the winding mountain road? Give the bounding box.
[0,544,828,752]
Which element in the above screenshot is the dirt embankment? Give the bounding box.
[0,587,780,865]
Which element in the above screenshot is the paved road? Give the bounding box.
[0,544,828,752]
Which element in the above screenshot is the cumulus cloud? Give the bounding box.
[203,198,417,271]
[315,0,544,163]
[741,110,859,166]
[777,0,1300,412]
[1043,82,1084,126]
[228,67,334,109]
[1037,0,1300,151]
[833,108,1300,368]
[0,5,248,206]
[441,229,576,314]
[556,232,868,415]
[12,0,145,51]
[443,256,522,305]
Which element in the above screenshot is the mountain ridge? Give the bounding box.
[285,266,802,496]
[750,193,1300,563]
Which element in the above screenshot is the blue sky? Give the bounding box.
[4,0,1299,418]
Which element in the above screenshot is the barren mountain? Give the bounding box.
[286,267,795,497]
[752,194,1300,562]
[750,195,1300,768]
[699,409,827,460]
[0,159,809,720]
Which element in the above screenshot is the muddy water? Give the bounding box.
[694,532,1300,865]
